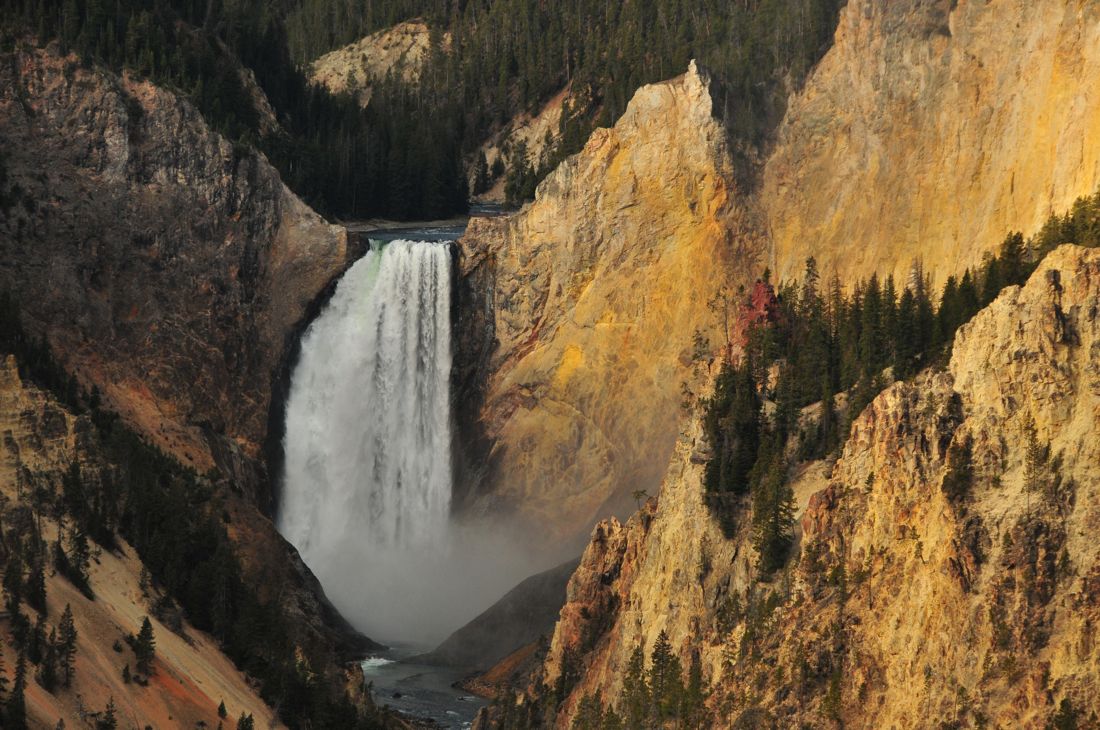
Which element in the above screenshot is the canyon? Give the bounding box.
[0,40,378,729]
[3,0,1100,726]
[525,243,1100,727]
[456,0,1100,551]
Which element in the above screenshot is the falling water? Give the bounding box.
[278,239,455,643]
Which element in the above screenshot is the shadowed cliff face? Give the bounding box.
[764,0,1100,284]
[0,354,377,727]
[0,44,354,505]
[536,245,1100,727]
[455,62,764,549]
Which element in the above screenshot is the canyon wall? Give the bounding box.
[0,354,376,728]
[535,244,1100,727]
[457,0,1100,564]
[0,43,356,503]
[0,44,377,723]
[456,61,763,548]
[764,0,1100,284]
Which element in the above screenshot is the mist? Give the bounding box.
[276,239,555,649]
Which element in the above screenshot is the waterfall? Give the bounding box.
[278,239,455,643]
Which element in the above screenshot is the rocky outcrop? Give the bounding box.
[473,86,569,202]
[309,20,443,107]
[531,244,1100,727]
[455,61,763,547]
[763,0,1100,284]
[0,43,357,504]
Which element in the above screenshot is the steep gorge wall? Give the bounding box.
[764,0,1100,283]
[457,0,1100,563]
[0,356,287,729]
[536,245,1100,727]
[0,43,357,503]
[456,62,763,548]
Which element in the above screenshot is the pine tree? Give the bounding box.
[648,630,683,721]
[3,554,23,612]
[619,644,649,728]
[703,362,762,496]
[218,699,228,718]
[942,437,974,505]
[134,616,156,675]
[25,558,46,615]
[1023,416,1049,509]
[600,706,623,730]
[237,712,255,730]
[681,650,707,728]
[571,692,605,729]
[58,603,77,687]
[1000,231,1027,285]
[859,274,884,375]
[28,613,46,665]
[893,287,918,379]
[751,450,796,576]
[97,697,117,730]
[7,648,27,730]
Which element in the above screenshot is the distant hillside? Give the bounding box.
[0,0,467,220]
[286,0,847,205]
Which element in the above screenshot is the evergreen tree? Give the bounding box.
[619,644,649,728]
[58,604,77,687]
[39,628,59,692]
[1023,416,1050,508]
[134,616,156,675]
[0,636,7,703]
[218,699,228,718]
[25,559,46,615]
[1000,231,1027,285]
[600,707,623,730]
[893,287,919,379]
[958,270,980,323]
[237,712,255,730]
[7,649,27,730]
[3,553,23,612]
[681,650,707,728]
[28,613,46,665]
[571,692,605,729]
[937,275,960,346]
[859,274,884,375]
[648,630,683,722]
[703,362,762,496]
[751,449,796,575]
[97,697,117,730]
[942,437,974,505]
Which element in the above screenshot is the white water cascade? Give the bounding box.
[278,239,456,644]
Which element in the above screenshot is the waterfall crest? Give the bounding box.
[279,239,454,642]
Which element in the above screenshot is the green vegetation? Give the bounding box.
[0,294,388,728]
[286,0,846,184]
[0,0,466,219]
[133,617,156,675]
[0,0,847,215]
[703,188,1100,576]
[570,632,707,730]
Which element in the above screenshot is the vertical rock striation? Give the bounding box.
[535,245,1100,727]
[455,61,763,549]
[764,0,1100,283]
